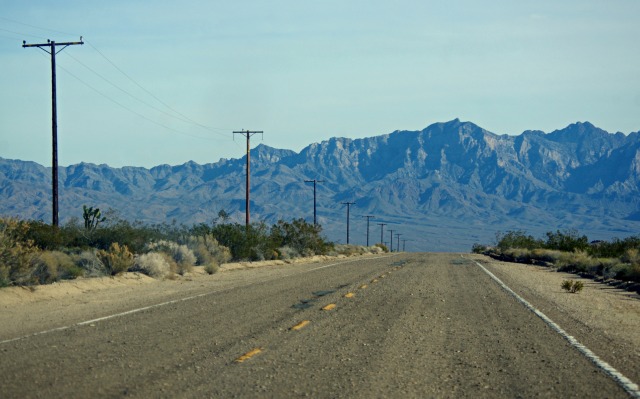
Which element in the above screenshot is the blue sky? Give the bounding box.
[1,1,639,167]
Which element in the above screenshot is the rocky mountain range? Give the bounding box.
[1,119,639,251]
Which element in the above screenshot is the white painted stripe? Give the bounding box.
[0,254,397,345]
[468,257,640,399]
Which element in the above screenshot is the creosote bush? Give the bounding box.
[97,243,134,276]
[561,279,584,293]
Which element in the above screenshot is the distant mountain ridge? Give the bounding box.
[1,119,639,251]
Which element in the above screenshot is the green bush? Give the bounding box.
[545,229,589,252]
[496,230,543,250]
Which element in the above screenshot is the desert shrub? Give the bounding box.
[0,218,39,286]
[204,263,218,275]
[621,248,640,265]
[277,246,300,260]
[556,250,600,273]
[334,244,367,256]
[375,243,389,253]
[71,250,106,277]
[561,279,584,293]
[133,252,174,278]
[146,240,196,275]
[32,251,82,284]
[496,230,543,250]
[472,243,487,254]
[185,234,231,267]
[545,229,589,252]
[269,219,332,256]
[97,243,134,275]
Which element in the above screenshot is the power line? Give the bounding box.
[84,40,232,135]
[54,61,218,141]
[5,17,237,146]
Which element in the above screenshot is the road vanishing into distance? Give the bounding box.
[0,253,636,398]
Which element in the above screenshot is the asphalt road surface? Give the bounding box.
[0,253,633,398]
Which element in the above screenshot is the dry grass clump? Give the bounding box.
[31,251,83,284]
[133,252,175,278]
[146,240,196,275]
[185,234,231,274]
[277,246,300,260]
[71,250,106,277]
[331,244,385,257]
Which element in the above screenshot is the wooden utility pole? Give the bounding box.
[341,201,356,244]
[362,215,375,246]
[233,130,263,228]
[377,223,387,246]
[23,38,84,227]
[304,179,325,225]
[388,229,395,252]
[395,233,402,252]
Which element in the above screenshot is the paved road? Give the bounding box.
[0,253,631,398]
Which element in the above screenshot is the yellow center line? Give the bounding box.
[371,279,379,283]
[359,284,368,289]
[322,303,337,311]
[344,292,355,298]
[291,320,311,331]
[235,347,262,363]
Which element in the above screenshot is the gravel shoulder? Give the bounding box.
[468,253,640,384]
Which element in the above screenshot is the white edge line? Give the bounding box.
[466,256,640,399]
[0,253,397,345]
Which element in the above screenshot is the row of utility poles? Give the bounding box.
[233,130,407,250]
[22,37,408,251]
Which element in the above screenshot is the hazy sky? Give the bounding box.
[1,1,639,168]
